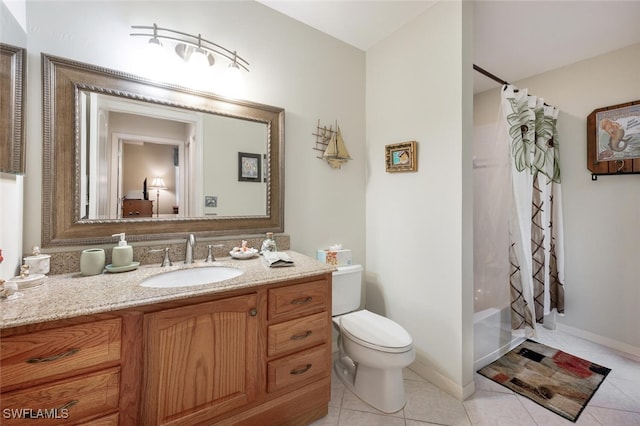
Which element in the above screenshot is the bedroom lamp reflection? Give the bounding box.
[149,177,168,218]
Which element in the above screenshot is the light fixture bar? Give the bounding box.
[130,24,250,72]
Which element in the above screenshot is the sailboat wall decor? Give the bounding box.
[312,120,352,169]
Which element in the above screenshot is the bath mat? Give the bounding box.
[477,339,611,422]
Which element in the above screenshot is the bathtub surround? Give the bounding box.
[478,339,611,422]
[473,307,524,372]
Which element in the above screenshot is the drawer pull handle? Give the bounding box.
[58,399,79,411]
[290,364,312,375]
[249,308,258,317]
[26,348,80,363]
[290,330,313,340]
[290,296,312,305]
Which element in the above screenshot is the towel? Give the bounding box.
[263,251,295,268]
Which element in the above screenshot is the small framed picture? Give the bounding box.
[594,103,640,162]
[385,141,417,172]
[238,152,262,182]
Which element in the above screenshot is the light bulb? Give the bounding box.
[140,37,169,80]
[184,49,214,91]
[189,48,211,70]
[220,62,246,98]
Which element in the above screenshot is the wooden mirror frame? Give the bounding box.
[42,54,284,247]
[0,43,26,174]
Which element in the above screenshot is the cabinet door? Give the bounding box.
[142,294,258,426]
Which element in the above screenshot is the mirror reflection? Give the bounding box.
[79,91,268,220]
[42,54,284,247]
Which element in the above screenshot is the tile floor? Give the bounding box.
[311,327,640,425]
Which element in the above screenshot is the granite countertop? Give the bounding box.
[1,251,335,329]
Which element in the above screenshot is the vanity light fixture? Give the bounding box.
[130,23,249,96]
[149,177,168,218]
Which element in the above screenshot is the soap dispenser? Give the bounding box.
[111,233,133,267]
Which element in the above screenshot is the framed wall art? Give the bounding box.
[0,43,26,174]
[238,152,262,182]
[587,99,640,179]
[385,141,417,172]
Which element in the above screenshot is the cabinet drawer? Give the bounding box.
[122,200,153,217]
[79,413,119,425]
[0,367,120,425]
[268,312,329,357]
[267,345,329,393]
[268,280,329,321]
[1,318,121,390]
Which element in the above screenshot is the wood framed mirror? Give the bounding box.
[42,54,284,247]
[0,43,26,174]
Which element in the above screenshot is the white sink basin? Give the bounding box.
[140,266,244,288]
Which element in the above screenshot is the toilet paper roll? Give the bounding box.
[80,249,105,276]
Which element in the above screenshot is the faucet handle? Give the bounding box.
[205,244,224,262]
[149,248,172,267]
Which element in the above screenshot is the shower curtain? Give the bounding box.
[498,85,565,334]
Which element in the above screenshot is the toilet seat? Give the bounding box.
[337,310,413,353]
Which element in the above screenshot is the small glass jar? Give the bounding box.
[260,232,278,254]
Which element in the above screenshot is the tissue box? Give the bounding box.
[316,249,352,266]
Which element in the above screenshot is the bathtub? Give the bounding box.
[473,307,524,371]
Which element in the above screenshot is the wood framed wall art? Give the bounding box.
[385,141,417,172]
[0,43,26,174]
[587,99,640,179]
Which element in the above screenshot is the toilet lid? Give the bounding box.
[339,310,413,353]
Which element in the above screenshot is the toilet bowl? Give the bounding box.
[332,265,415,413]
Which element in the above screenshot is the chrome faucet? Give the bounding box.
[185,234,196,264]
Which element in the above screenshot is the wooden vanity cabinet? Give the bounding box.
[0,317,126,425]
[0,272,332,426]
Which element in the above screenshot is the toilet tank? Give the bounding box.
[332,264,363,315]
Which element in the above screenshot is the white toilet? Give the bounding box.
[332,265,415,413]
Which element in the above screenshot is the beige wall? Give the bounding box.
[21,1,366,266]
[365,0,475,399]
[474,42,640,352]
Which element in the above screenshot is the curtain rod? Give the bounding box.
[473,64,552,107]
[473,64,509,86]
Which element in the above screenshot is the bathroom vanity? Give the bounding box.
[0,252,334,425]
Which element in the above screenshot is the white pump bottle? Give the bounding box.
[111,233,133,267]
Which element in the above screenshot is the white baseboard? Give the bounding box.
[557,323,640,360]
[408,351,475,401]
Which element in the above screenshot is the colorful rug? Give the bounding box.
[477,339,611,422]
